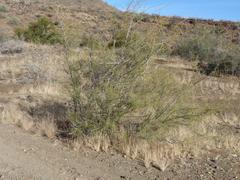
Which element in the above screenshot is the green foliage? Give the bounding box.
[133,69,204,139]
[0,30,7,42]
[172,31,240,76]
[69,32,153,136]
[15,17,62,44]
[0,4,7,12]
[0,34,4,42]
[172,33,215,62]
[108,27,141,48]
[7,16,20,26]
[108,13,156,49]
[67,22,202,139]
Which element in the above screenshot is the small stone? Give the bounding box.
[120,175,126,179]
[0,40,24,54]
[210,159,216,163]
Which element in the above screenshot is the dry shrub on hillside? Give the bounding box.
[68,31,153,137]
[0,4,7,13]
[0,29,8,42]
[15,17,62,45]
[63,14,206,167]
[50,5,213,170]
[172,29,240,76]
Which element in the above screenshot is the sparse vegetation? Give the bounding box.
[66,16,204,144]
[0,0,239,176]
[0,13,5,19]
[15,17,62,44]
[0,31,6,42]
[107,29,140,48]
[0,4,7,13]
[7,16,20,26]
[172,30,240,76]
[68,30,153,137]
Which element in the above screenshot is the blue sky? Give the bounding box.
[105,0,240,21]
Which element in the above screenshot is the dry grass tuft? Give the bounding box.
[20,119,35,131]
[138,141,177,171]
[83,134,111,152]
[38,119,57,139]
[72,138,84,151]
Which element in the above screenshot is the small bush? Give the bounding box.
[69,34,152,136]
[198,59,240,76]
[66,22,202,140]
[0,30,8,42]
[15,17,62,44]
[172,31,240,76]
[0,4,7,13]
[171,34,216,62]
[108,29,141,48]
[0,35,5,42]
[7,16,20,26]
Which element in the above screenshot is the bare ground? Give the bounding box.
[0,123,157,180]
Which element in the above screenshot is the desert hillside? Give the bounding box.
[0,0,240,179]
[1,0,240,43]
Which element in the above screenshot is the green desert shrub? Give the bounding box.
[171,33,216,62]
[172,31,240,76]
[69,33,152,136]
[15,17,62,44]
[7,16,20,26]
[0,4,7,13]
[66,24,202,140]
[0,30,8,42]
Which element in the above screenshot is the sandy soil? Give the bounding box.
[0,124,161,180]
[1,123,240,180]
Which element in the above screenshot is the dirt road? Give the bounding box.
[0,124,157,180]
